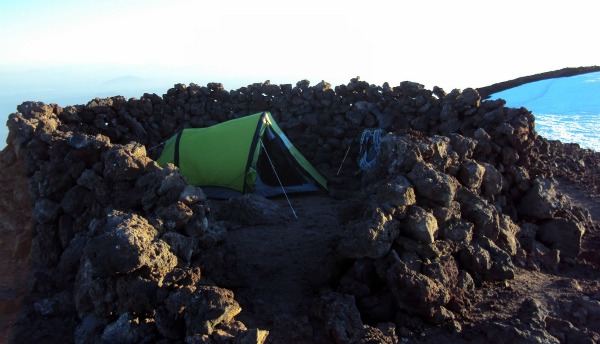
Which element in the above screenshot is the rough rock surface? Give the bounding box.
[0,72,599,343]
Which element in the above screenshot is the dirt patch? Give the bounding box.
[211,193,346,342]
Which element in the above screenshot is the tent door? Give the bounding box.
[256,127,312,187]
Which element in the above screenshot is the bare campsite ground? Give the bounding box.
[213,193,347,343]
[209,176,600,343]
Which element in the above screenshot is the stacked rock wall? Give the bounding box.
[0,78,594,343]
[7,78,536,175]
[2,102,258,342]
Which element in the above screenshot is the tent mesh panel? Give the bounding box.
[256,132,309,187]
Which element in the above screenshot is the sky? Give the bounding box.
[0,0,598,150]
[1,0,597,91]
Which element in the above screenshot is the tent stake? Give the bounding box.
[259,139,298,220]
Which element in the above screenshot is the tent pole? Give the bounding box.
[259,139,298,219]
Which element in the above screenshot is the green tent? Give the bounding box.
[157,112,328,198]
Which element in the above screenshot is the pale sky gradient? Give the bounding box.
[0,0,598,91]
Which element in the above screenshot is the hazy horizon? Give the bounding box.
[1,0,598,148]
[2,66,599,152]
[1,62,528,147]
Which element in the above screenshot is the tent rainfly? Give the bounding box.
[156,112,328,198]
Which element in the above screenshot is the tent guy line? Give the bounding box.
[259,138,298,219]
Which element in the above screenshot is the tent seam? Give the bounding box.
[173,130,184,167]
[242,112,267,193]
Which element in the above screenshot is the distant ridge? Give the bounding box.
[477,65,600,99]
[101,75,145,87]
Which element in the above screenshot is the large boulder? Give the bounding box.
[537,217,585,260]
[458,160,485,190]
[518,178,563,219]
[312,292,365,344]
[102,142,155,182]
[100,312,151,344]
[375,175,416,211]
[84,211,177,277]
[33,198,61,224]
[448,133,477,161]
[386,261,451,321]
[481,162,503,197]
[157,285,242,338]
[438,219,474,248]
[373,135,422,175]
[339,208,400,259]
[408,161,458,207]
[455,188,500,240]
[459,238,515,282]
[402,206,439,244]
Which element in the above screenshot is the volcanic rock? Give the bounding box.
[1,74,598,343]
